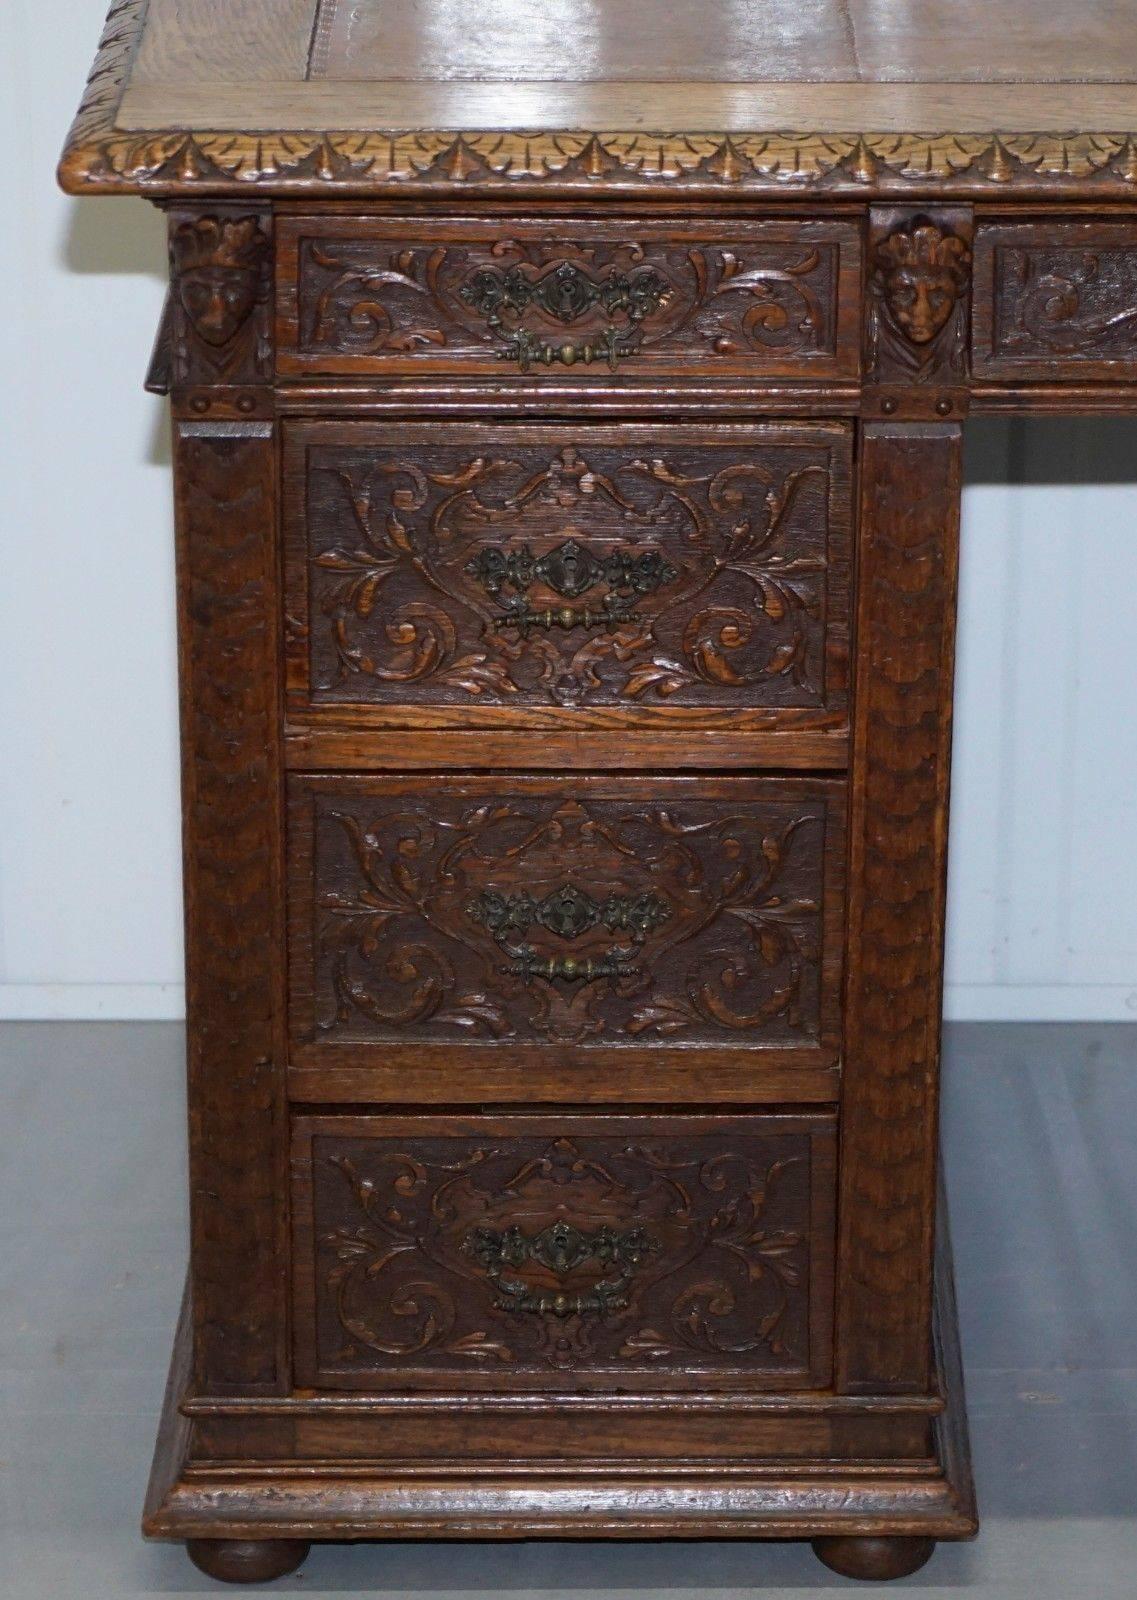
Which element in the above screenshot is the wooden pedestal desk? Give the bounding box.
[60,0,1137,1582]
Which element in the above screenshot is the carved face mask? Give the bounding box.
[881,261,960,344]
[177,265,260,347]
[875,223,971,345]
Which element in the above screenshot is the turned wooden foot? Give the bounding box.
[812,1536,936,1581]
[186,1540,311,1584]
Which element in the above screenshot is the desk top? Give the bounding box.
[60,0,1137,198]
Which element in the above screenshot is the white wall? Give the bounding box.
[3,0,1137,1024]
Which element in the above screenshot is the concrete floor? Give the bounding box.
[1,1021,1135,1597]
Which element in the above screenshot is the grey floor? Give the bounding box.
[1,1022,1135,1597]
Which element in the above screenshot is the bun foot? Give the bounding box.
[812,1536,936,1581]
[186,1540,311,1584]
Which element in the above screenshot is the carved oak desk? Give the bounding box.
[59,0,1137,1583]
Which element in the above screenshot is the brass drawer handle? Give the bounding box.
[501,329,637,371]
[460,260,672,373]
[494,601,642,636]
[465,1220,660,1318]
[505,944,640,985]
[469,539,678,606]
[468,885,671,945]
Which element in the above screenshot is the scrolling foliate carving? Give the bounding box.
[867,210,973,389]
[168,211,272,385]
[292,780,837,1049]
[302,1126,820,1379]
[293,233,845,371]
[295,431,848,714]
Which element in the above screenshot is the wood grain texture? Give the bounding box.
[143,1215,974,1540]
[291,1113,835,1391]
[176,418,288,1393]
[276,217,861,381]
[974,220,1137,381]
[55,3,1137,198]
[283,726,849,771]
[287,773,846,1088]
[284,421,851,729]
[836,422,961,1394]
[133,0,315,83]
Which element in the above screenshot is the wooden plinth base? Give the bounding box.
[146,1216,976,1569]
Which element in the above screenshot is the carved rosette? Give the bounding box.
[168,210,272,386]
[300,1127,823,1378]
[867,209,974,396]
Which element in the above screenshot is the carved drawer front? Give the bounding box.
[287,774,845,1101]
[974,222,1137,381]
[283,421,851,731]
[292,1114,835,1391]
[276,217,862,381]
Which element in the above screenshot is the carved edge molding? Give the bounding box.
[59,2,1137,197]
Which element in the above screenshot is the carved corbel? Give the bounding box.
[864,207,974,419]
[167,207,273,412]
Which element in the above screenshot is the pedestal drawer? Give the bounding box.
[283,420,851,734]
[286,773,845,1103]
[974,220,1137,381]
[291,1113,835,1392]
[276,216,861,381]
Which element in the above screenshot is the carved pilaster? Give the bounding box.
[864,208,974,419]
[167,206,285,1393]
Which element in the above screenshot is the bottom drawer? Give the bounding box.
[292,1114,835,1392]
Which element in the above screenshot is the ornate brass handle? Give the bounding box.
[459,260,672,373]
[493,602,642,636]
[503,328,639,371]
[505,944,640,985]
[469,885,670,944]
[465,1220,660,1318]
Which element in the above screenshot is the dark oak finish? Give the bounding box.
[812,1536,936,1581]
[973,220,1137,381]
[287,774,846,1091]
[187,1541,311,1585]
[837,422,962,1394]
[284,421,851,730]
[74,0,1137,1578]
[276,216,863,382]
[292,1114,835,1390]
[175,416,289,1394]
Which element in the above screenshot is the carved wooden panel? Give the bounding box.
[287,775,845,1072]
[175,420,287,1393]
[284,422,851,730]
[974,221,1137,381]
[291,1114,835,1390]
[276,218,862,380]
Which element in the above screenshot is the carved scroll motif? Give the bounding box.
[300,438,843,711]
[298,784,832,1049]
[306,1130,818,1375]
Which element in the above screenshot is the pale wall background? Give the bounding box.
[3,1,1137,1024]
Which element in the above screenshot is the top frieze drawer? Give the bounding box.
[275,217,862,382]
